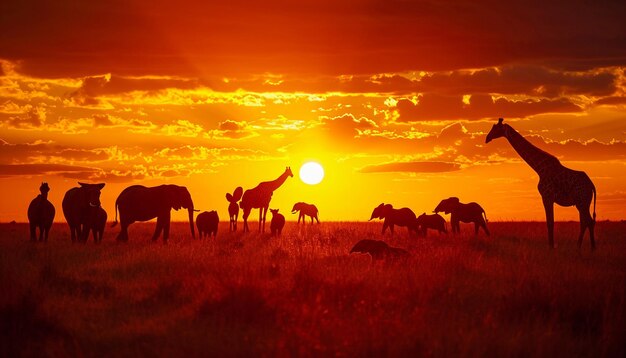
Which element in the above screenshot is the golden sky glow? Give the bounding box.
[1,1,625,222]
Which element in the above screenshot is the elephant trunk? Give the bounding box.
[188,207,195,239]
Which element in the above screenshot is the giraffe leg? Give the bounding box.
[577,204,595,250]
[542,197,555,249]
[262,207,268,233]
[577,208,586,249]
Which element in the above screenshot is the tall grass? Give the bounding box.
[1,221,625,356]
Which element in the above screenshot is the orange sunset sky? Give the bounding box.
[1,0,625,222]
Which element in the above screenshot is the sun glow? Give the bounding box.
[299,161,324,185]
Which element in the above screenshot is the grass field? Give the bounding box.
[1,221,625,357]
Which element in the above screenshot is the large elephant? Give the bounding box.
[291,202,320,224]
[434,197,489,235]
[369,203,418,236]
[62,182,106,243]
[113,184,195,242]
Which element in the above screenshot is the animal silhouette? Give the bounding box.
[415,213,447,236]
[88,206,107,243]
[291,202,320,224]
[350,239,409,260]
[369,203,418,236]
[241,167,293,233]
[27,182,55,242]
[226,186,243,232]
[196,211,219,239]
[270,209,285,236]
[62,182,105,243]
[434,197,489,235]
[113,184,195,242]
[486,118,597,249]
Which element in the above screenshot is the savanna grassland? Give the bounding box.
[1,221,625,357]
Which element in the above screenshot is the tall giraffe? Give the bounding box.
[241,167,293,233]
[486,118,596,249]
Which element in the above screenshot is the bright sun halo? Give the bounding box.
[299,162,324,185]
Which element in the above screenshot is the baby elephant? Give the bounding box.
[89,206,107,243]
[415,213,447,236]
[270,209,285,236]
[292,202,320,224]
[350,239,409,261]
[196,211,219,239]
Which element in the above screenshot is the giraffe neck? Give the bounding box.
[503,124,559,176]
[266,172,290,192]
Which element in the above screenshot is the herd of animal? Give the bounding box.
[24,119,598,254]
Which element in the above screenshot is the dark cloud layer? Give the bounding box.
[359,161,461,173]
[1,0,624,77]
[396,94,581,121]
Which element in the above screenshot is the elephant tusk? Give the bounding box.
[89,202,99,207]
[193,209,201,212]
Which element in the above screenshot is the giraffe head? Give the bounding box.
[285,166,293,178]
[485,118,505,143]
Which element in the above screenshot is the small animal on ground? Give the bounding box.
[415,213,447,236]
[369,203,418,236]
[89,206,107,243]
[270,209,285,236]
[291,202,320,224]
[349,239,409,261]
[226,186,243,232]
[196,210,219,239]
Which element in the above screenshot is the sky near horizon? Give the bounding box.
[1,0,625,222]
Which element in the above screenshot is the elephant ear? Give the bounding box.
[226,193,234,202]
[167,187,183,210]
[449,197,460,203]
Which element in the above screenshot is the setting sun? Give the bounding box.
[299,162,325,185]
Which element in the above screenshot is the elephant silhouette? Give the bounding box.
[415,213,447,236]
[270,209,285,237]
[62,182,105,243]
[196,210,219,239]
[27,182,55,242]
[350,239,409,261]
[226,186,243,232]
[369,203,418,236]
[113,184,195,242]
[88,206,107,243]
[291,202,320,224]
[434,197,489,235]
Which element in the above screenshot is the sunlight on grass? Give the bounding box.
[1,221,625,356]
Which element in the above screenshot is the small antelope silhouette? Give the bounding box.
[226,187,243,232]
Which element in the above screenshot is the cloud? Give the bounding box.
[319,113,378,137]
[396,94,581,121]
[1,1,625,77]
[0,164,97,177]
[359,161,461,174]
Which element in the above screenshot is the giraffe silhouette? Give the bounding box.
[240,167,293,233]
[486,118,597,249]
[27,182,55,242]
